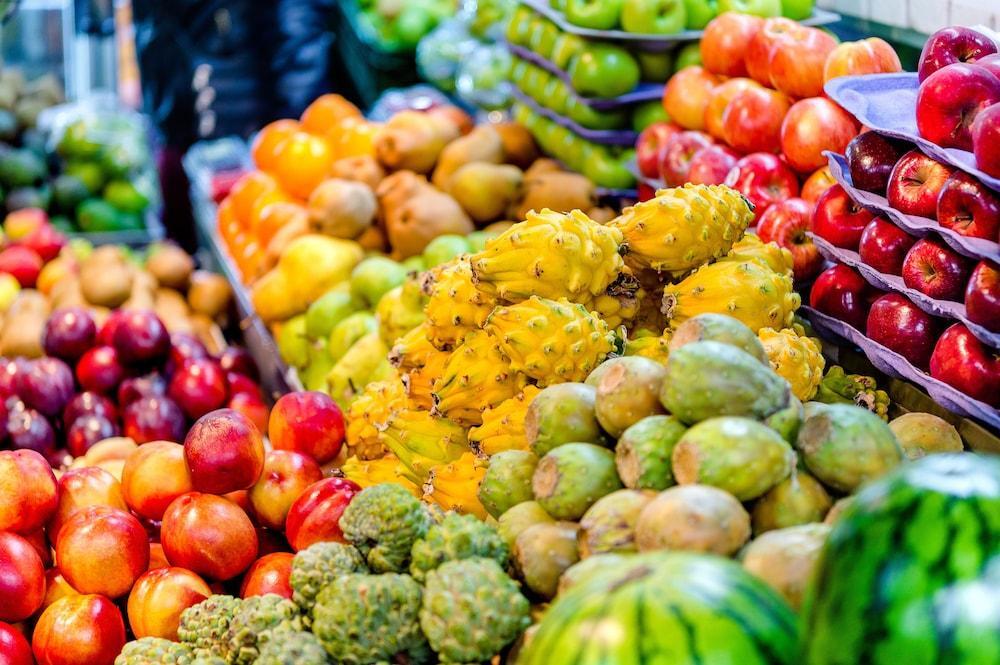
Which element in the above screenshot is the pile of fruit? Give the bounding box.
[353,0,455,52]
[549,0,817,32]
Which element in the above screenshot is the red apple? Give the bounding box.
[975,53,1000,80]
[126,567,212,640]
[964,260,1000,332]
[721,86,791,155]
[239,552,294,600]
[887,150,954,218]
[809,264,872,329]
[936,170,1000,240]
[663,66,720,131]
[32,594,126,665]
[745,17,800,86]
[268,391,346,464]
[75,346,126,395]
[637,182,656,202]
[700,12,763,78]
[160,492,258,581]
[929,323,1000,406]
[824,37,902,83]
[168,358,228,420]
[918,26,999,82]
[802,166,836,203]
[724,152,800,223]
[247,449,323,531]
[184,408,265,495]
[780,98,860,173]
[659,131,713,187]
[866,293,939,368]
[768,26,838,99]
[0,531,45,622]
[636,121,682,179]
[687,144,740,185]
[121,441,194,520]
[757,198,823,279]
[111,310,170,367]
[3,208,47,240]
[49,466,127,539]
[55,505,149,598]
[0,246,43,288]
[0,449,58,534]
[0,621,33,665]
[902,238,970,301]
[284,477,361,552]
[916,63,1000,151]
[971,102,1000,179]
[811,183,875,249]
[858,218,916,275]
[704,78,760,141]
[21,223,66,262]
[846,131,912,195]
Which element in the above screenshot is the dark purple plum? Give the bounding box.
[19,357,75,418]
[7,404,56,457]
[169,333,209,371]
[168,358,227,420]
[0,358,28,398]
[76,345,126,394]
[218,346,258,380]
[117,373,167,407]
[66,414,119,457]
[111,310,170,367]
[41,307,97,361]
[123,395,185,444]
[62,391,118,430]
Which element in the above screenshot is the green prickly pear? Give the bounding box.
[578,489,656,558]
[497,501,553,549]
[532,442,622,520]
[513,521,580,599]
[589,356,668,438]
[751,469,832,534]
[525,383,607,455]
[478,450,538,519]
[615,415,687,491]
[668,313,768,363]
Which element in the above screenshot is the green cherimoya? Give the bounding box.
[253,630,329,665]
[177,594,244,659]
[114,637,193,665]
[290,541,369,620]
[339,483,432,573]
[312,573,428,665]
[420,558,531,664]
[224,593,302,665]
[410,512,509,582]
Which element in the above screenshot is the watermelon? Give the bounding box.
[515,552,798,665]
[802,452,1000,664]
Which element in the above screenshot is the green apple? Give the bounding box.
[631,100,670,132]
[550,0,568,10]
[505,6,534,45]
[780,0,813,19]
[529,19,561,60]
[682,0,718,28]
[523,66,552,102]
[566,98,628,130]
[543,78,571,115]
[583,148,637,189]
[556,132,589,171]
[395,6,435,49]
[674,42,702,70]
[622,0,686,34]
[565,0,623,30]
[509,59,530,87]
[569,44,641,98]
[717,0,780,17]
[637,50,674,82]
[551,33,586,70]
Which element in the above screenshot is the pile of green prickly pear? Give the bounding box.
[477,313,966,611]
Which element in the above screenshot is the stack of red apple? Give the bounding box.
[914,27,1000,179]
[0,212,68,290]
[1,306,269,468]
[0,389,356,665]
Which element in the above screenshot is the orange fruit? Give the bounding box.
[248,189,293,238]
[217,197,241,248]
[330,117,380,159]
[228,171,280,229]
[270,131,336,199]
[251,119,299,172]
[300,94,361,135]
[255,201,309,247]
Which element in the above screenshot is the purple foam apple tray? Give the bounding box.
[804,307,999,429]
[518,0,839,50]
[507,43,664,109]
[810,233,1000,349]
[825,73,1000,194]
[511,88,638,145]
[826,152,1000,264]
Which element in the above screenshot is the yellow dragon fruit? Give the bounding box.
[377,409,469,481]
[422,452,488,519]
[721,234,794,278]
[623,329,671,365]
[610,184,754,276]
[345,378,409,460]
[758,327,826,401]
[422,258,497,350]
[340,455,421,496]
[662,260,800,333]
[375,278,427,347]
[485,296,616,386]
[432,330,529,426]
[468,385,541,456]
[469,208,624,303]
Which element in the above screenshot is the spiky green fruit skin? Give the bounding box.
[615,415,686,491]
[114,638,193,665]
[513,521,581,599]
[579,489,656,558]
[795,403,903,493]
[339,483,432,573]
[802,453,1000,665]
[668,312,768,363]
[409,513,509,582]
[253,630,328,665]
[741,523,832,611]
[313,573,427,665]
[224,594,302,665]
[478,450,538,519]
[525,382,606,455]
[660,340,791,424]
[590,356,668,438]
[672,416,795,501]
[517,552,798,665]
[177,595,244,659]
[497,501,553,549]
[290,542,368,621]
[532,442,623,520]
[421,558,531,664]
[752,470,833,534]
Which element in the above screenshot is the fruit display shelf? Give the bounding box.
[510,88,638,145]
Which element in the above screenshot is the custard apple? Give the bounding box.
[114,637,193,665]
[177,594,244,659]
[253,630,328,665]
[290,541,368,621]
[410,512,508,581]
[224,594,302,665]
[339,483,431,573]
